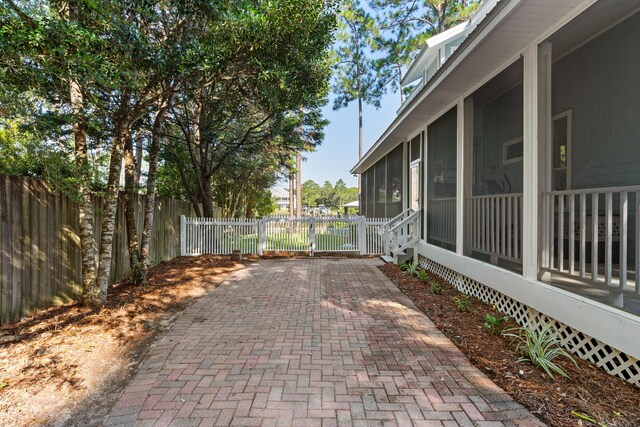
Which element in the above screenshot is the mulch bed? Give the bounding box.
[0,255,245,426]
[379,262,640,427]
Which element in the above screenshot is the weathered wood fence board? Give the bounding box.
[0,175,194,323]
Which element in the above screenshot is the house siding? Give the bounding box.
[553,12,640,190]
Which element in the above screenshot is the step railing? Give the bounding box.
[380,209,421,261]
[380,209,411,256]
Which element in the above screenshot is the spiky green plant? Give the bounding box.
[430,280,442,295]
[505,325,577,379]
[399,260,411,271]
[416,270,429,282]
[400,262,419,277]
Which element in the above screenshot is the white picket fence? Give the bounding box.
[180,215,389,256]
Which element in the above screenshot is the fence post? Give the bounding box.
[359,216,367,255]
[257,219,264,256]
[309,217,316,256]
[180,215,186,256]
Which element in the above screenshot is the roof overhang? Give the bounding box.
[402,22,469,86]
[352,0,598,175]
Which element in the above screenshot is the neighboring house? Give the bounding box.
[352,0,640,386]
[341,200,360,216]
[271,187,292,211]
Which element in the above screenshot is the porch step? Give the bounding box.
[380,255,395,263]
[395,248,413,265]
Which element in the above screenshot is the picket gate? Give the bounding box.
[180,216,389,256]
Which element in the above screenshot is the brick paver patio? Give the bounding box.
[105,258,543,427]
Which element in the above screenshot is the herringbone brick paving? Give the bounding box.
[105,258,544,426]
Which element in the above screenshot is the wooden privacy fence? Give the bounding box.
[0,175,194,323]
[181,216,390,256]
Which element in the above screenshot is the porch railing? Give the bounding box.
[427,198,456,246]
[543,185,640,298]
[467,193,522,263]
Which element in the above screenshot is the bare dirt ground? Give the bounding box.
[379,262,640,427]
[0,255,245,426]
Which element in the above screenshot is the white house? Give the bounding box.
[271,187,292,211]
[352,0,640,386]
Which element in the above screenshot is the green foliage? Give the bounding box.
[301,180,322,207]
[368,0,481,100]
[300,179,358,211]
[400,261,418,277]
[571,411,609,427]
[332,0,384,111]
[416,269,429,282]
[454,294,470,312]
[0,118,83,196]
[505,325,577,379]
[430,280,442,295]
[484,314,509,336]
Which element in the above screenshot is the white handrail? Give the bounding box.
[381,208,411,229]
[545,185,640,196]
[389,210,421,233]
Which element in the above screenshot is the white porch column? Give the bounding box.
[456,99,465,256]
[402,141,408,212]
[523,44,539,280]
[538,42,552,280]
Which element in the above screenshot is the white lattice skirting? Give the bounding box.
[418,255,640,387]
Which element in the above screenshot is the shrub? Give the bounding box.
[416,270,429,282]
[399,260,412,271]
[454,294,470,312]
[401,262,419,277]
[430,280,442,295]
[483,314,509,336]
[505,325,577,379]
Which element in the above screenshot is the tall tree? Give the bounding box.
[332,0,383,195]
[370,0,481,102]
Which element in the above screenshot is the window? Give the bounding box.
[502,137,523,164]
[552,111,571,191]
[410,133,422,163]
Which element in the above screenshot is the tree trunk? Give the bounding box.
[94,93,131,305]
[358,94,363,198]
[134,133,143,185]
[295,150,302,217]
[397,63,405,104]
[123,132,140,274]
[139,97,171,271]
[288,167,294,216]
[70,80,97,304]
[201,178,216,217]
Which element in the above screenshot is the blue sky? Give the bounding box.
[296,90,401,188]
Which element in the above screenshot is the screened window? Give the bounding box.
[374,159,386,217]
[386,145,403,217]
[427,107,457,250]
[365,167,375,217]
[410,133,421,163]
[467,58,523,271]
